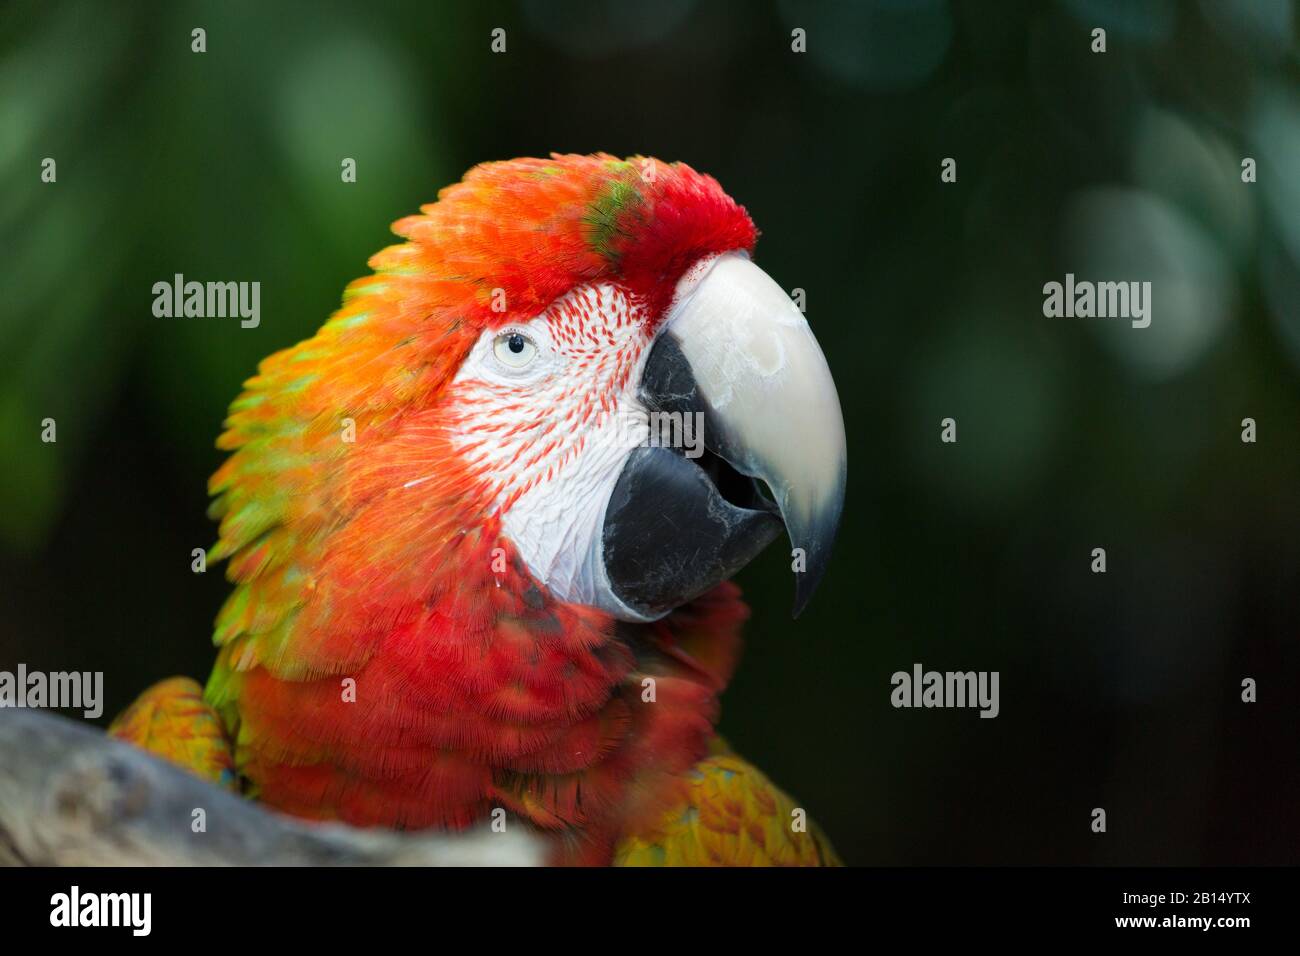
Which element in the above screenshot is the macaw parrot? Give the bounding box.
[109,154,847,866]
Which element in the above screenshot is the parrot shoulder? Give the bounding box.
[108,677,238,792]
[612,738,841,866]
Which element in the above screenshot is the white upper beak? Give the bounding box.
[656,253,848,614]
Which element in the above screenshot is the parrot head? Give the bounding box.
[402,154,845,621]
[205,154,845,851]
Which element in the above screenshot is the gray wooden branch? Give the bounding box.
[0,709,543,866]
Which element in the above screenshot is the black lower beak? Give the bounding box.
[602,444,782,619]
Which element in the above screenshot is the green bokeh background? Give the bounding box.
[2,0,1297,864]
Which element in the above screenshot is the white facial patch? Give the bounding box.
[444,283,659,621]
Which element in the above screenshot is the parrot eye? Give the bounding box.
[493,330,538,369]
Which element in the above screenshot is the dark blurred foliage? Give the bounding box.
[1,0,1297,865]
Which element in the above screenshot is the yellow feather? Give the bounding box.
[614,738,840,867]
[108,677,238,792]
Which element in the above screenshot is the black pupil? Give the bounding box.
[507,334,525,354]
